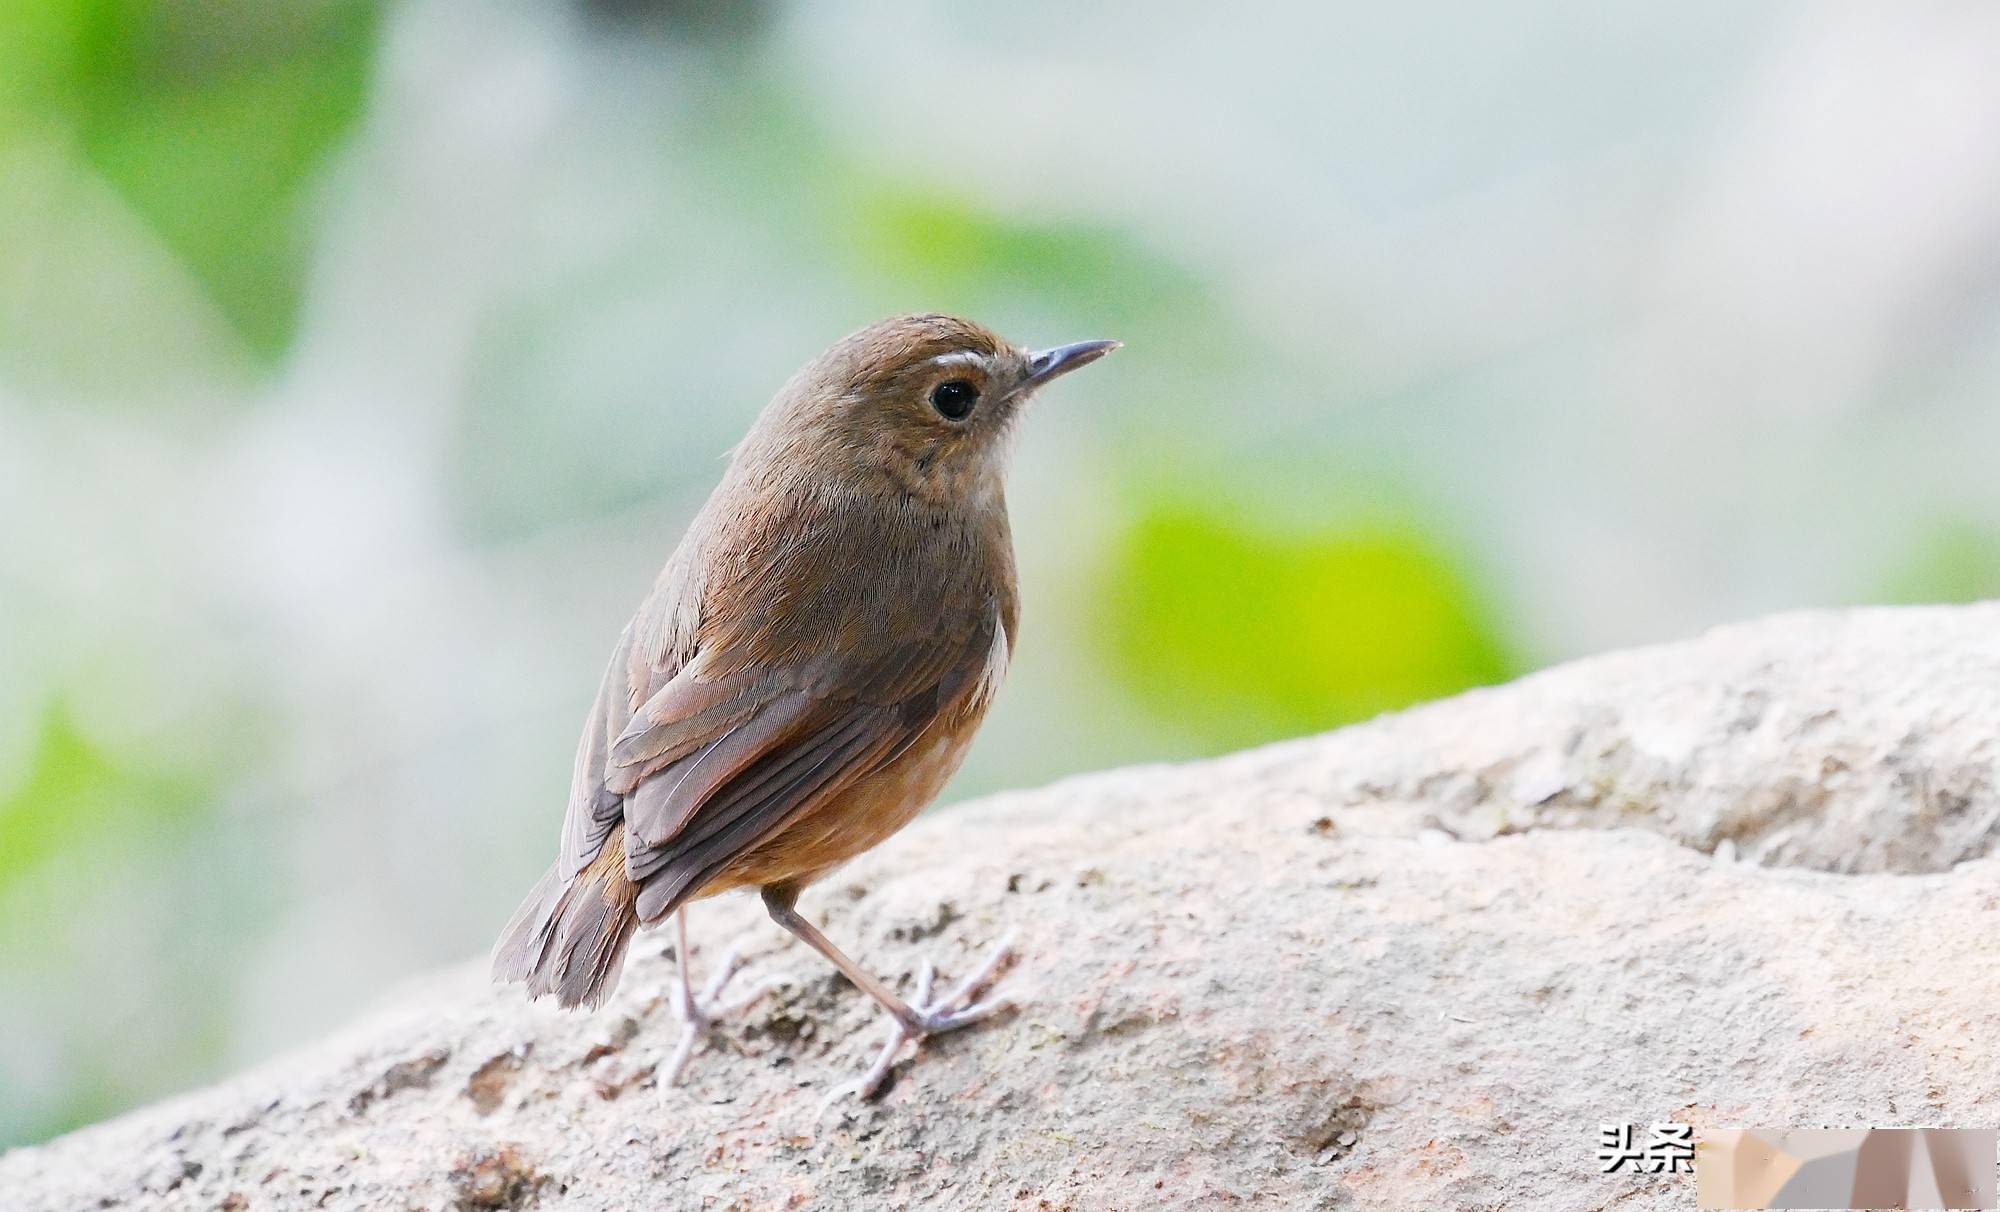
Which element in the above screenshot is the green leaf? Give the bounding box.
[1095,500,1519,753]
[846,187,1217,337]
[0,700,211,890]
[1,0,380,361]
[1875,519,2000,605]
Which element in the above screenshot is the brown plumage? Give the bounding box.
[492,313,1116,1095]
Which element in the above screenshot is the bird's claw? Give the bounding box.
[659,943,772,1092]
[819,934,1018,1113]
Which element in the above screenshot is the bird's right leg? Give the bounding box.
[659,909,771,1091]
[761,885,1015,1101]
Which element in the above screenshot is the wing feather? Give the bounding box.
[558,630,635,879]
[620,689,816,847]
[605,664,768,792]
[631,704,905,920]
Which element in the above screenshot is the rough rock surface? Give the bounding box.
[5,605,1999,1210]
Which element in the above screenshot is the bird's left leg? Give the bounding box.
[659,909,771,1090]
[760,884,1015,1100]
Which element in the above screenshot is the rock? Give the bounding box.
[4,604,1998,1210]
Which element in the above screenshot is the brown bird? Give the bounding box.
[493,313,1116,1097]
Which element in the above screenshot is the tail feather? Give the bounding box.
[491,837,640,1010]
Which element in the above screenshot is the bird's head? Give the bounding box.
[741,313,1118,507]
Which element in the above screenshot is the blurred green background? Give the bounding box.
[7,0,2000,1147]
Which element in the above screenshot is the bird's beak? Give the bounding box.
[1020,339,1120,392]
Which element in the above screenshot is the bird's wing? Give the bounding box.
[621,612,999,922]
[553,620,645,882]
[552,548,1006,923]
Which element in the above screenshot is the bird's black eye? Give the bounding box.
[929,379,979,421]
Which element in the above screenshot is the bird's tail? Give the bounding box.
[490,835,640,1010]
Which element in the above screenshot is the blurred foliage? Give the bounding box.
[1097,499,1519,753]
[0,0,379,361]
[450,59,1246,543]
[0,700,236,1144]
[0,701,214,892]
[579,0,775,42]
[849,189,1220,340]
[1877,519,2000,604]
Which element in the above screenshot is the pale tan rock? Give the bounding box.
[4,605,1998,1210]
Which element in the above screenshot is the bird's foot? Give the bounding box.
[824,934,1017,1110]
[658,942,772,1091]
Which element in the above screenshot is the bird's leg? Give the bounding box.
[761,885,1016,1101]
[658,909,771,1091]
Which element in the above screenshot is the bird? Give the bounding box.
[492,312,1117,1099]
